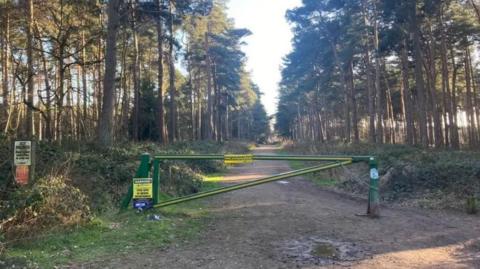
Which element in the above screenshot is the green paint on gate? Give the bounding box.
[121,153,380,217]
[121,153,152,209]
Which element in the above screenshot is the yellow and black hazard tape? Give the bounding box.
[224,154,254,164]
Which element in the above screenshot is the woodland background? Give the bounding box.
[276,0,480,149]
[1,1,480,265]
[0,0,270,146]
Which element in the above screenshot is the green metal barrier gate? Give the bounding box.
[122,154,380,217]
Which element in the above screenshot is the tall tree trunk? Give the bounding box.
[373,5,384,144]
[411,2,428,146]
[440,11,451,147]
[316,111,325,143]
[56,50,66,141]
[472,69,480,145]
[225,94,229,140]
[1,5,10,129]
[464,46,477,147]
[362,0,376,143]
[213,66,220,141]
[94,35,104,125]
[450,46,460,149]
[401,37,415,145]
[92,64,98,124]
[426,24,443,147]
[25,0,35,137]
[120,39,130,136]
[187,58,195,141]
[167,0,177,142]
[81,30,88,138]
[205,29,214,140]
[4,54,16,134]
[196,84,202,140]
[155,0,166,143]
[348,61,359,143]
[385,78,395,144]
[131,0,140,140]
[76,64,82,140]
[330,42,350,142]
[97,0,121,146]
[381,62,395,144]
[66,67,75,138]
[34,24,53,141]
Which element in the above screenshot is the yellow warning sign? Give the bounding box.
[224,154,254,165]
[133,178,153,199]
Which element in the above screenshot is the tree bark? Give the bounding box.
[167,0,177,142]
[450,46,460,149]
[213,65,220,141]
[385,78,395,144]
[81,30,89,138]
[155,0,166,143]
[464,46,477,147]
[440,10,452,147]
[411,2,428,146]
[131,0,140,140]
[348,61,359,143]
[426,24,443,147]
[35,28,53,141]
[205,29,214,140]
[330,41,350,142]
[97,0,121,146]
[362,0,376,143]
[25,0,35,137]
[373,5,384,144]
[401,37,415,145]
[1,5,10,129]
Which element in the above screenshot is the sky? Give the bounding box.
[226,0,301,116]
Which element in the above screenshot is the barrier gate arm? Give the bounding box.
[154,154,372,162]
[122,154,380,217]
[153,161,351,208]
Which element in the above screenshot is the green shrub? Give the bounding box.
[1,176,91,240]
[286,141,480,211]
[0,140,250,241]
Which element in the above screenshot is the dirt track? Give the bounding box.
[100,145,480,268]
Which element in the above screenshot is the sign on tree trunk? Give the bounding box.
[14,141,34,185]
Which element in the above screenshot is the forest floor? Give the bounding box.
[84,145,480,269]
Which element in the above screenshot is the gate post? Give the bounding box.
[152,158,160,205]
[367,157,380,217]
[120,153,151,210]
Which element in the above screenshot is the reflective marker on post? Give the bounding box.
[367,157,380,217]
